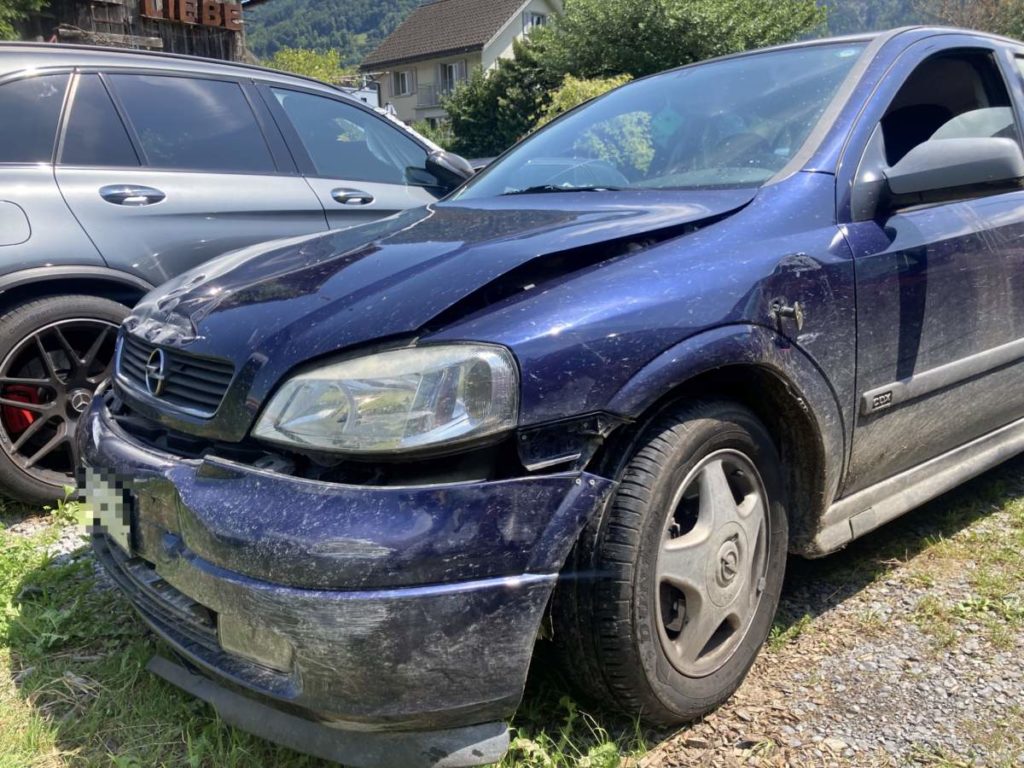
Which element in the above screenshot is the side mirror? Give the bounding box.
[425,150,475,189]
[885,137,1024,197]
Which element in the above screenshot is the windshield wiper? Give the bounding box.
[500,184,622,196]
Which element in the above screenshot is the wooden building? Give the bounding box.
[18,0,270,61]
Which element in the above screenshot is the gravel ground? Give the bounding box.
[640,473,1024,768]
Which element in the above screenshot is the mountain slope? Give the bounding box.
[244,0,421,65]
[243,1,933,70]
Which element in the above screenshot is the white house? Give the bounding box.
[360,0,562,126]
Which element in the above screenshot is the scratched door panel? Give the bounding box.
[844,192,1024,493]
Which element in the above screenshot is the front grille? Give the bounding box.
[118,334,234,417]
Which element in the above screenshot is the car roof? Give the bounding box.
[659,26,1023,68]
[0,41,353,98]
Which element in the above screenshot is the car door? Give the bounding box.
[55,71,329,287]
[841,42,1024,495]
[260,84,442,230]
[0,72,104,273]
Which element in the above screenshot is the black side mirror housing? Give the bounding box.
[425,150,475,189]
[884,137,1024,197]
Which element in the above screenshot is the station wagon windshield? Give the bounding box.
[457,43,866,198]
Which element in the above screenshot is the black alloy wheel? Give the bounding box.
[0,296,128,503]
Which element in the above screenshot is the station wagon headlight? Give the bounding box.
[252,344,519,453]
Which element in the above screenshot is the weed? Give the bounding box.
[42,488,83,527]
[767,612,812,650]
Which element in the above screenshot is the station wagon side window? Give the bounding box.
[60,75,140,167]
[879,50,1020,167]
[0,74,70,164]
[105,74,277,174]
[271,88,437,186]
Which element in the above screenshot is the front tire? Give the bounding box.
[0,296,128,504]
[553,400,788,725]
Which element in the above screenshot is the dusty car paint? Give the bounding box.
[82,26,1024,768]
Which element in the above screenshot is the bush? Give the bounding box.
[536,74,633,128]
[411,120,455,151]
[443,0,825,157]
[444,38,563,158]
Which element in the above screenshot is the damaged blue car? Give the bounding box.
[82,26,1024,767]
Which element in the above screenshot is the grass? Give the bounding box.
[906,483,1024,651]
[0,501,648,768]
[0,461,1023,767]
[767,612,812,650]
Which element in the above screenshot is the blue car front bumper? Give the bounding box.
[80,395,615,767]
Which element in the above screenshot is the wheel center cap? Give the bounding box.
[69,389,93,414]
[705,522,747,607]
[718,543,739,586]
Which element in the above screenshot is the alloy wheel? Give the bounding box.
[0,319,118,486]
[655,449,771,677]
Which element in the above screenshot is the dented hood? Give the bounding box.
[126,189,754,404]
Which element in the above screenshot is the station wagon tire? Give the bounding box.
[0,296,128,504]
[553,400,788,726]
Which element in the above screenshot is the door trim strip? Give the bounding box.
[861,335,1024,415]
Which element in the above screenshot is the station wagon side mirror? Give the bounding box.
[425,150,476,190]
[884,137,1024,199]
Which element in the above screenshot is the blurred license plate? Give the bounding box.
[79,467,132,554]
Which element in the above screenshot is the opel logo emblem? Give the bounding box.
[145,349,168,396]
[720,550,739,584]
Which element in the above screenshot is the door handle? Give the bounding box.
[99,185,166,206]
[331,188,374,206]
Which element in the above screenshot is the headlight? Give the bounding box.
[252,344,519,454]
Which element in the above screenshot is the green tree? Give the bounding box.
[264,48,351,83]
[536,74,633,128]
[445,0,825,156]
[444,38,563,157]
[0,0,44,39]
[916,0,1024,38]
[825,0,924,35]
[535,0,826,79]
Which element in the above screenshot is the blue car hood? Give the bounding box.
[125,189,754,403]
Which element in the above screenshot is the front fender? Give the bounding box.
[605,323,846,511]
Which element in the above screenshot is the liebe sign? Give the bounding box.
[141,0,243,31]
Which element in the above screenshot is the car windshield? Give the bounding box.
[456,42,866,199]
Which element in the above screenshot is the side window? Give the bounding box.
[880,50,1019,166]
[61,75,140,167]
[271,88,434,185]
[0,74,70,163]
[106,74,276,174]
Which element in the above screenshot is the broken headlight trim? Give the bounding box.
[252,344,519,454]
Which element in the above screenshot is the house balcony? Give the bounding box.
[417,84,452,109]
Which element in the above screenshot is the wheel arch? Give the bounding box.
[596,324,847,556]
[0,267,153,315]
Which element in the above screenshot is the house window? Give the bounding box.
[524,12,547,32]
[439,61,468,94]
[392,69,415,97]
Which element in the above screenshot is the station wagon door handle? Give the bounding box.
[331,188,375,206]
[99,185,166,207]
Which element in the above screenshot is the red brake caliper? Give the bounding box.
[2,384,41,434]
